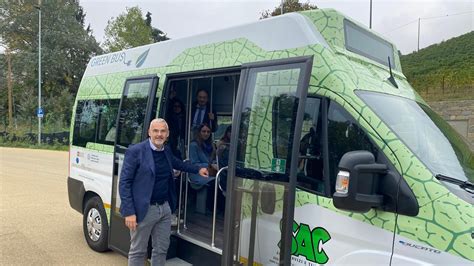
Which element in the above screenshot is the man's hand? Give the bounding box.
[125,215,137,231]
[208,112,215,121]
[199,167,209,177]
[173,169,181,177]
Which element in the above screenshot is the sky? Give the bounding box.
[0,0,470,54]
[79,0,473,55]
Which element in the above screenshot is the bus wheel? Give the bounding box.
[83,196,109,252]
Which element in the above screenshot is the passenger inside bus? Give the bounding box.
[189,123,218,213]
[166,98,186,159]
[166,74,238,248]
[191,89,218,132]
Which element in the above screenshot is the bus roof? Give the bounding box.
[83,11,330,77]
[79,8,418,103]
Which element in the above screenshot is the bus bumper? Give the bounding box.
[68,176,85,214]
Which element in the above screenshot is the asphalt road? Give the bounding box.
[0,147,125,265]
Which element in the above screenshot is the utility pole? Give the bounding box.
[6,47,13,129]
[369,0,373,29]
[417,17,420,52]
[35,0,42,145]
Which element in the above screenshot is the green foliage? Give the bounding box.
[0,0,102,143]
[260,0,318,19]
[104,6,155,52]
[103,7,169,52]
[401,32,474,100]
[145,12,170,42]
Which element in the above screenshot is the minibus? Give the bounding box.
[67,8,473,265]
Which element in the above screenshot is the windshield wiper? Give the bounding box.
[436,174,474,193]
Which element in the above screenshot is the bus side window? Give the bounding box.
[327,100,378,195]
[297,97,325,194]
[98,99,120,144]
[72,99,120,147]
[73,100,100,147]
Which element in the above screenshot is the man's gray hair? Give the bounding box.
[149,118,169,130]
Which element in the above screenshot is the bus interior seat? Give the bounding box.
[183,159,208,215]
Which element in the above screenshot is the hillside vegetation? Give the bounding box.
[400,31,474,101]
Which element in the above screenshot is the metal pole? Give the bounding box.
[211,174,219,248]
[177,173,183,233]
[369,0,373,29]
[417,17,420,52]
[37,1,42,145]
[6,47,13,128]
[281,0,284,15]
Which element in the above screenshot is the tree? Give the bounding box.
[0,53,7,131]
[103,7,169,52]
[103,6,153,52]
[260,0,318,19]
[0,0,102,133]
[145,12,169,43]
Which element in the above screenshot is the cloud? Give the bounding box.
[77,0,474,55]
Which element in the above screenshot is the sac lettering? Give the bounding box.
[279,221,331,264]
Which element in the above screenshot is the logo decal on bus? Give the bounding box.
[399,240,441,254]
[135,48,150,68]
[89,48,150,69]
[279,221,332,264]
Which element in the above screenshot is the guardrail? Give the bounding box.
[0,131,69,145]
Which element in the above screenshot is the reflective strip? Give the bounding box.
[239,256,263,266]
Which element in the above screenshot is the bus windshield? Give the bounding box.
[358,91,474,183]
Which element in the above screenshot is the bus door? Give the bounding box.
[223,57,313,265]
[109,76,159,254]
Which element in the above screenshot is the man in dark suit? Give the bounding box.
[191,89,217,132]
[119,118,208,266]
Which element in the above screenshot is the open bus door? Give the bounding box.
[109,76,158,254]
[223,57,313,265]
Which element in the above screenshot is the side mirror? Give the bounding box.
[333,151,387,213]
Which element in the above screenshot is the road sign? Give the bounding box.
[37,107,44,118]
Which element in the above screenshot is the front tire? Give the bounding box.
[83,196,109,252]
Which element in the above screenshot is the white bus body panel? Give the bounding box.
[69,146,114,206]
[391,234,471,266]
[240,204,467,265]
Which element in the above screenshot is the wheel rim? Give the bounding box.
[86,208,102,242]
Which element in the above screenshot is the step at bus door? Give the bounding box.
[109,75,158,255]
[222,56,313,266]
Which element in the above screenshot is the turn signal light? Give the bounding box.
[335,171,350,194]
